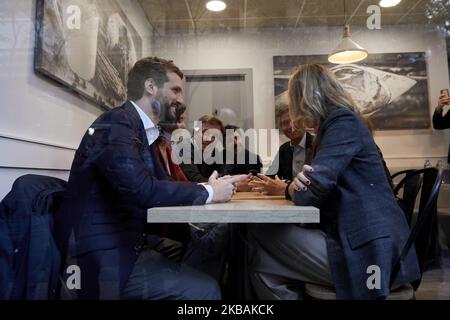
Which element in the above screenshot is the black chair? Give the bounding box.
[391,168,442,288]
[392,169,422,225]
[305,168,444,300]
[391,169,417,180]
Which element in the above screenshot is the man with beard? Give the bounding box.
[179,115,226,182]
[54,57,246,300]
[222,125,263,177]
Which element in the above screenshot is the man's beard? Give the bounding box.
[156,100,182,135]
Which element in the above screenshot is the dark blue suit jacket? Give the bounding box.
[293,108,420,299]
[54,102,208,299]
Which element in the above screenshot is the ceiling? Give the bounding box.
[138,0,449,34]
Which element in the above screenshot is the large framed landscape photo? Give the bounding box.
[273,52,430,131]
[35,0,143,109]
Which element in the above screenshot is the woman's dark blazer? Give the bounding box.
[293,108,420,299]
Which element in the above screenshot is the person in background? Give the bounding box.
[221,124,262,192]
[155,108,230,281]
[249,103,314,196]
[433,92,450,163]
[54,57,247,300]
[151,104,190,248]
[156,103,190,182]
[248,64,420,300]
[177,109,187,130]
[179,115,225,182]
[222,124,263,175]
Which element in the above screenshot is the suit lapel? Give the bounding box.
[150,142,170,180]
[122,102,149,146]
[285,144,294,179]
[122,101,168,180]
[305,132,315,164]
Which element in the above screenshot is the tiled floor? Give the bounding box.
[415,250,450,300]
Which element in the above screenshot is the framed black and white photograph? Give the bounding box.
[35,0,142,109]
[273,52,430,131]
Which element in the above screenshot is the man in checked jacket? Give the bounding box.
[54,57,246,300]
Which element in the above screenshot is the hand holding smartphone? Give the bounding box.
[438,89,450,112]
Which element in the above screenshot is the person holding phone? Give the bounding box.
[433,90,450,163]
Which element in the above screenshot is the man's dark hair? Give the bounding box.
[198,115,225,135]
[127,57,184,101]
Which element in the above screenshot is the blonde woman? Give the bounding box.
[248,64,420,300]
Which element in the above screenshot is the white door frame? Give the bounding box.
[183,68,254,130]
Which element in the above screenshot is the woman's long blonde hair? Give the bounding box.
[288,64,360,130]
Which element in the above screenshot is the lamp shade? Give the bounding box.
[379,0,401,8]
[328,25,368,64]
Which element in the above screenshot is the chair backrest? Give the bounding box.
[390,167,443,289]
[393,169,424,225]
[416,168,440,273]
[391,169,416,181]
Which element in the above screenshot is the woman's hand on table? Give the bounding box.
[293,164,314,192]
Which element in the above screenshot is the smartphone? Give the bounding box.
[441,89,449,97]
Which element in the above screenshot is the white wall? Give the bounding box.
[152,25,450,170]
[0,0,152,199]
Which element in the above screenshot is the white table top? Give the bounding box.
[147,192,320,223]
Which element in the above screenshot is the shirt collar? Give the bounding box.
[291,133,306,149]
[130,100,159,145]
[130,100,156,131]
